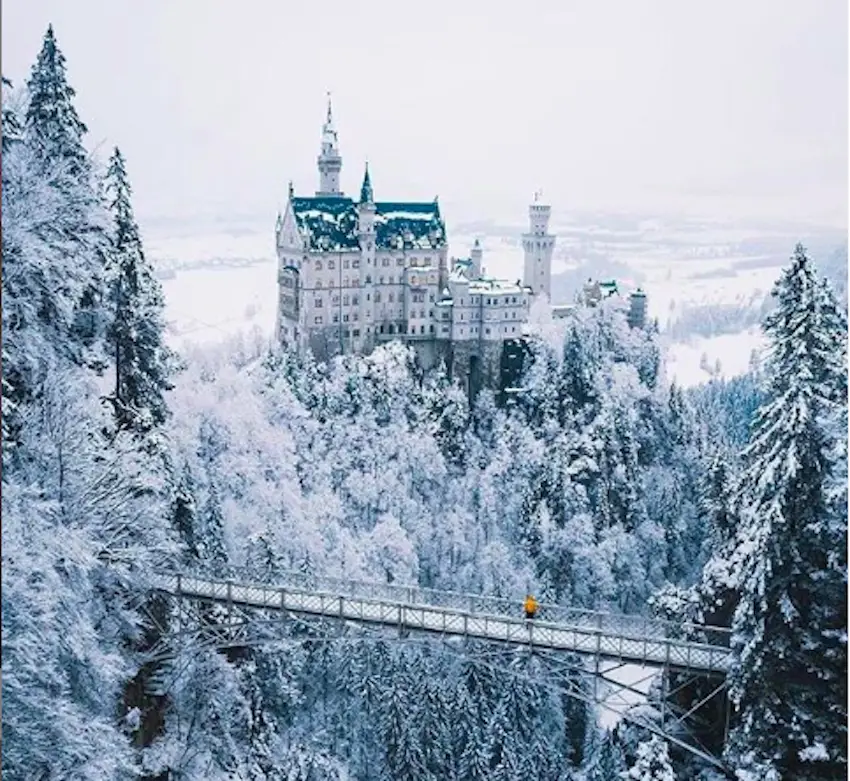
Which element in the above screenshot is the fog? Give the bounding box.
[3,0,846,227]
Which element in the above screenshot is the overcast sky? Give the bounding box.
[3,0,847,228]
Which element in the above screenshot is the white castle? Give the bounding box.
[274,96,556,381]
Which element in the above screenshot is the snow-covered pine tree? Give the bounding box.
[24,24,109,361]
[104,146,173,436]
[727,244,847,779]
[1,76,23,150]
[627,736,677,781]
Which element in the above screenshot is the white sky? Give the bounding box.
[3,0,847,227]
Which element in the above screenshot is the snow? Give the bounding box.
[665,327,767,388]
[597,662,658,729]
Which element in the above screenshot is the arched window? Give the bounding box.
[315,260,322,271]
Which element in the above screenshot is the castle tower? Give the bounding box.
[470,238,483,278]
[522,190,555,298]
[316,93,343,197]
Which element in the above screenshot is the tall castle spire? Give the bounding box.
[316,92,343,197]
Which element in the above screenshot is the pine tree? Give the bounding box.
[1,77,23,150]
[24,25,108,357]
[103,146,173,436]
[627,736,676,781]
[197,479,228,566]
[24,25,89,175]
[727,245,847,779]
[172,462,198,563]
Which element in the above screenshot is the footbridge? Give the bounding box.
[145,568,734,774]
[149,569,731,674]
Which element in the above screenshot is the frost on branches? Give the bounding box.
[726,245,847,780]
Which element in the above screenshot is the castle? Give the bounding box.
[275,97,644,390]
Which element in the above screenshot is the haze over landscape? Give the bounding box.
[4,0,847,227]
[3,2,849,778]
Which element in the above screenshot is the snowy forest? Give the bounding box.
[2,26,847,781]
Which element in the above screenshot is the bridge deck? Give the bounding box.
[151,573,731,674]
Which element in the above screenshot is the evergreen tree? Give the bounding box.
[627,736,676,781]
[197,479,228,566]
[727,245,847,779]
[24,25,89,176]
[24,25,108,358]
[172,462,198,563]
[1,76,23,150]
[104,147,173,435]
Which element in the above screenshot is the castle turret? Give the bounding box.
[522,190,555,298]
[470,238,483,279]
[316,93,343,197]
[628,288,647,329]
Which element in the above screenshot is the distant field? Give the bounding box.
[148,211,843,387]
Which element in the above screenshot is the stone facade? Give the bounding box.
[274,97,558,392]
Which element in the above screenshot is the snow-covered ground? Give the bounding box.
[148,211,840,385]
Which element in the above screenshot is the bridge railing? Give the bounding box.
[162,564,731,649]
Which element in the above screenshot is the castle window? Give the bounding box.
[419,310,425,319]
[343,259,350,269]
[512,297,517,303]
[396,258,404,267]
[382,258,390,267]
[389,293,395,303]
[375,292,381,302]
[388,324,394,334]
[366,275,372,284]
[366,294,370,301]
[353,258,360,268]
[314,316,323,324]
[353,295,359,305]
[429,325,434,333]
[353,329,360,337]
[485,328,491,335]
[353,313,359,321]
[379,325,385,334]
[344,278,350,288]
[420,325,425,334]
[333,314,339,323]
[343,314,349,322]
[315,260,322,270]
[343,295,350,306]
[316,281,323,289]
[332,295,340,305]
[314,298,323,308]
[410,325,416,334]
[379,276,385,284]
[328,259,335,270]
[429,293,434,303]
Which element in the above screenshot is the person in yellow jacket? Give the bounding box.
[524,594,538,620]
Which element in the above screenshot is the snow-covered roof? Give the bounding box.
[291,196,447,252]
[469,277,527,295]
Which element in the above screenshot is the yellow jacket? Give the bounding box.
[524,595,538,616]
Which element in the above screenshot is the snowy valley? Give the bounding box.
[3,12,847,781]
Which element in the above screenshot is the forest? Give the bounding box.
[2,26,847,781]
